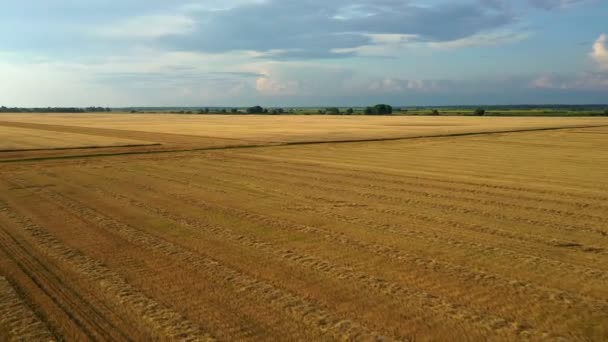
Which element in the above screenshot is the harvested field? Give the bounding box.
[0,115,607,340]
[0,277,55,340]
[0,125,155,151]
[1,113,607,143]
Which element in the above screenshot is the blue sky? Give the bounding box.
[0,0,606,107]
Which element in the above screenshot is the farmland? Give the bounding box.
[0,125,155,151]
[0,114,608,340]
[1,113,608,143]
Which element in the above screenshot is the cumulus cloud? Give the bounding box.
[591,34,608,71]
[0,0,594,59]
[3,0,571,60]
[159,1,515,59]
[255,77,301,96]
[529,72,608,90]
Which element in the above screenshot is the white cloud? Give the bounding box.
[255,75,301,96]
[0,48,268,106]
[332,30,530,57]
[368,78,440,93]
[369,79,404,92]
[429,30,530,49]
[0,60,128,106]
[529,75,557,89]
[96,15,196,39]
[331,34,419,56]
[529,72,608,90]
[591,33,608,71]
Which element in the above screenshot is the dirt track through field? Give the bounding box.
[1,116,607,163]
[0,117,607,340]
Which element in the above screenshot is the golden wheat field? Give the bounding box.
[1,113,607,143]
[0,125,154,151]
[1,114,608,341]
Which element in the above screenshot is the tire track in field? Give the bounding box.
[98,165,608,335]
[65,170,540,340]
[0,191,215,341]
[2,122,607,164]
[4,180,272,341]
[153,161,608,281]
[200,159,608,241]
[0,222,130,341]
[0,276,56,341]
[3,186,269,341]
[12,177,393,341]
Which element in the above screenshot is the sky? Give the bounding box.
[0,0,607,107]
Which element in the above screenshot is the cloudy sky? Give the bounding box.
[1,0,606,107]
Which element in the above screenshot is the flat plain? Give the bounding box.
[0,114,607,341]
[0,125,155,151]
[2,113,607,142]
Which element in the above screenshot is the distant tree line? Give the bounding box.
[243,104,398,115]
[245,106,289,114]
[4,105,603,116]
[0,106,111,113]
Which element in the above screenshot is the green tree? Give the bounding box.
[430,109,440,116]
[364,104,393,115]
[346,108,354,115]
[247,106,264,114]
[474,108,486,116]
[325,107,340,114]
[376,104,393,114]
